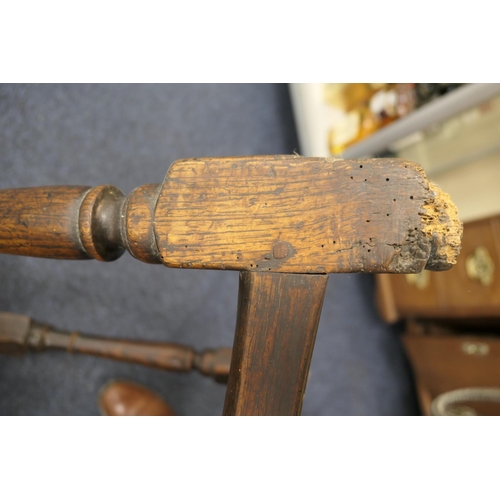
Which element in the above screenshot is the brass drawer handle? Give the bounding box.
[461,342,490,356]
[466,246,494,286]
[431,387,500,416]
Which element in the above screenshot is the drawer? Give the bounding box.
[403,322,500,415]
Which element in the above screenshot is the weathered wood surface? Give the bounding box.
[223,272,328,416]
[0,156,462,273]
[0,312,231,381]
[156,156,462,273]
[0,185,127,261]
[0,186,93,259]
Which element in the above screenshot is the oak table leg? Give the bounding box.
[223,272,329,416]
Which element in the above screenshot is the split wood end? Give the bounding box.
[422,181,462,271]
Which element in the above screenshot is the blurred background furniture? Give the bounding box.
[376,214,500,415]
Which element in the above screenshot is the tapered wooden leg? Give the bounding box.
[223,272,328,416]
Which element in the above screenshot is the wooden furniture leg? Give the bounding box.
[223,272,328,416]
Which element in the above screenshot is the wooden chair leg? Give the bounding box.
[223,271,328,416]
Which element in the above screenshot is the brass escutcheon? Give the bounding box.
[465,246,494,286]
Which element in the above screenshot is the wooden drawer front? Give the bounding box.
[376,215,500,321]
[381,270,442,317]
[444,217,500,311]
[403,332,500,415]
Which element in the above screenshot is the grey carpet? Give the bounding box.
[0,83,418,415]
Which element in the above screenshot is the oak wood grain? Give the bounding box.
[223,271,328,416]
[0,186,92,259]
[155,156,462,274]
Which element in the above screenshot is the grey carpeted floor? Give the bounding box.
[0,83,419,415]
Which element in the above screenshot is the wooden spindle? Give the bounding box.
[0,312,231,381]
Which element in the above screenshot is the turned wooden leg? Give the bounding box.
[223,272,328,416]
